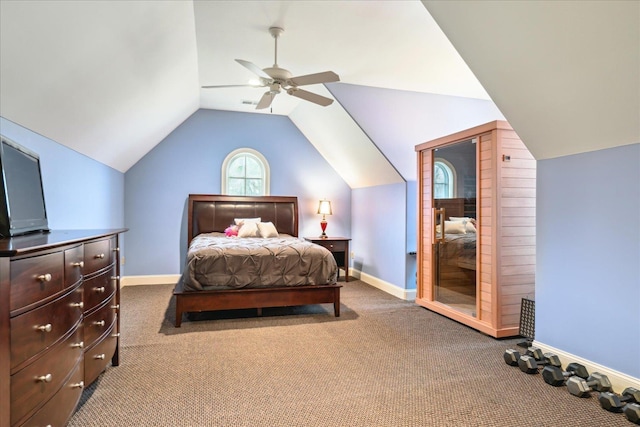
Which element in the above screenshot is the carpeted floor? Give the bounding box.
[68,280,629,426]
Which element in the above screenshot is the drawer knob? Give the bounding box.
[111,304,120,310]
[93,287,106,293]
[94,353,106,360]
[71,381,85,389]
[95,253,105,259]
[36,374,52,383]
[71,341,84,349]
[110,276,120,282]
[36,324,52,333]
[70,301,84,309]
[112,332,121,338]
[93,320,106,327]
[113,247,120,252]
[37,273,52,282]
[72,261,84,268]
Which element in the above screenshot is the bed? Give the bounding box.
[173,194,341,327]
[434,198,477,272]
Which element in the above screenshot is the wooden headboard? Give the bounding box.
[187,194,299,245]
[434,198,465,221]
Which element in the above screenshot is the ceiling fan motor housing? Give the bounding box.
[262,66,292,83]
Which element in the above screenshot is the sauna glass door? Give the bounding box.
[432,139,477,317]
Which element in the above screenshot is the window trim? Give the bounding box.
[433,158,456,198]
[221,148,270,196]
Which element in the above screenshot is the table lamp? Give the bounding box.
[317,199,332,238]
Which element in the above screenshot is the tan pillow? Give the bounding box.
[237,221,259,237]
[449,216,472,222]
[257,221,279,238]
[444,221,467,234]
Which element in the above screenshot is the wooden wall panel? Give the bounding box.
[478,132,494,324]
[498,130,536,329]
[417,149,434,302]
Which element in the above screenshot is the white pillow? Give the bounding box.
[234,217,261,226]
[465,221,477,233]
[257,221,279,238]
[449,217,472,222]
[444,221,467,234]
[237,221,259,237]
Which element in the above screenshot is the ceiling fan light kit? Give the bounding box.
[202,26,340,110]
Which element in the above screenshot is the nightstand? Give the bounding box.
[305,237,351,282]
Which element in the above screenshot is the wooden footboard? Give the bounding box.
[173,281,342,327]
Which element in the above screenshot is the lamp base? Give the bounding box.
[320,219,328,238]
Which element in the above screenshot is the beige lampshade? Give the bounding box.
[317,200,332,215]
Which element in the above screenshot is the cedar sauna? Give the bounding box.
[415,120,536,338]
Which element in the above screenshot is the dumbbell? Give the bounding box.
[518,353,562,374]
[566,372,612,397]
[598,387,640,412]
[503,347,546,366]
[623,403,640,425]
[503,348,522,366]
[541,362,589,386]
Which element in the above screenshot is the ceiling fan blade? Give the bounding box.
[202,84,265,89]
[255,91,275,110]
[235,59,272,80]
[286,88,334,107]
[288,71,340,87]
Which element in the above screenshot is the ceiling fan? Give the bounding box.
[202,27,340,110]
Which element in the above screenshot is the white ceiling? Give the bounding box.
[423,0,640,160]
[195,0,489,114]
[1,1,637,178]
[0,0,487,174]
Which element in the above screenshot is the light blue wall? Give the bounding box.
[406,180,417,290]
[352,183,407,288]
[0,117,124,230]
[124,109,351,276]
[326,82,504,181]
[327,83,503,293]
[537,143,640,378]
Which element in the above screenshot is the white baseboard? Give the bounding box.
[121,274,180,287]
[533,340,640,394]
[349,268,416,301]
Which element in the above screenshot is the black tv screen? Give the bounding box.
[0,136,50,237]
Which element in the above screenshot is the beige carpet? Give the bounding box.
[68,281,629,426]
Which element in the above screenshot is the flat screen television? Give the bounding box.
[0,136,50,237]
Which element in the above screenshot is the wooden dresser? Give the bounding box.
[0,229,126,427]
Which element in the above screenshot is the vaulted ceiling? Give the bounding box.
[1,1,637,183]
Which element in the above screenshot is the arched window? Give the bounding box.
[221,148,270,196]
[433,159,456,198]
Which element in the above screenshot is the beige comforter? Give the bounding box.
[182,233,338,291]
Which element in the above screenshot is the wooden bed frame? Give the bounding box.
[173,194,342,327]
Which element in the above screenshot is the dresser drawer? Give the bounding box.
[315,240,346,252]
[64,244,84,288]
[84,322,118,385]
[19,361,84,427]
[10,252,64,312]
[10,327,83,426]
[83,266,116,313]
[83,294,118,349]
[83,238,113,275]
[10,284,83,370]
